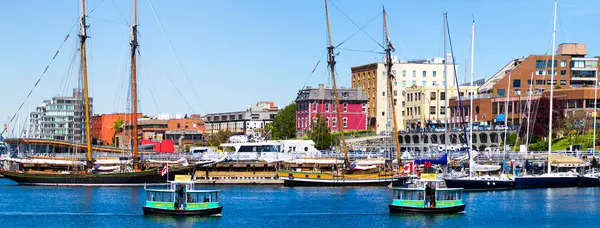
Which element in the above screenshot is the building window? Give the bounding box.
[332,118,337,128]
[325,117,330,127]
[560,60,566,67]
[313,102,317,112]
[430,106,436,115]
[497,89,506,97]
[325,102,329,112]
[297,118,300,128]
[177,123,181,128]
[402,70,406,77]
[440,106,445,115]
[433,71,437,77]
[362,103,366,112]
[560,70,566,76]
[440,92,446,100]
[412,80,416,86]
[535,60,547,68]
[312,117,317,125]
[536,80,544,85]
[382,92,385,96]
[343,103,348,112]
[560,80,567,85]
[536,70,545,76]
[422,80,426,86]
[513,79,521,88]
[432,81,437,86]
[412,70,416,77]
[343,117,348,128]
[423,71,427,77]
[431,92,436,100]
[402,80,406,87]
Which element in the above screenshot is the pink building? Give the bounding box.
[296,84,368,137]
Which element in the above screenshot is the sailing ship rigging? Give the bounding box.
[276,1,406,187]
[0,0,194,185]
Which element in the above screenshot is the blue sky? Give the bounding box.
[1,0,599,135]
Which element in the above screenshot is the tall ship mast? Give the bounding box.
[130,0,140,171]
[324,0,348,166]
[382,7,401,166]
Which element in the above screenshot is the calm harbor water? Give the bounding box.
[1,178,599,227]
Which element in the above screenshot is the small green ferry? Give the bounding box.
[389,174,465,214]
[143,175,222,216]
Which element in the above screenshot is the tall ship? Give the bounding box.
[276,2,407,187]
[0,0,195,185]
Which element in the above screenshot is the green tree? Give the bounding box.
[271,103,297,139]
[308,113,332,150]
[111,118,125,146]
[207,130,234,146]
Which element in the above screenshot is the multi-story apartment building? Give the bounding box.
[404,85,478,129]
[351,56,457,133]
[295,84,368,138]
[204,101,279,135]
[28,89,92,142]
[449,43,600,127]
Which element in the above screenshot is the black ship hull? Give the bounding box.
[0,167,194,186]
[389,204,466,214]
[444,178,515,191]
[515,176,580,188]
[579,176,600,187]
[143,206,222,216]
[282,177,408,187]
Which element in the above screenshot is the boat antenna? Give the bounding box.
[131,0,140,171]
[547,0,557,174]
[324,0,348,166]
[80,0,93,168]
[443,12,449,151]
[468,18,475,177]
[382,6,401,166]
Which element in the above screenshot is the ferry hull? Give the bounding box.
[579,176,600,187]
[515,176,580,188]
[444,178,515,191]
[281,177,408,187]
[0,167,193,186]
[389,204,465,214]
[143,206,222,216]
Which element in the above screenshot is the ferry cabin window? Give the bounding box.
[238,145,279,152]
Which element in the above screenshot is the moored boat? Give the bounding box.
[277,170,407,187]
[143,175,222,216]
[578,172,600,187]
[389,174,466,214]
[515,172,580,188]
[444,174,514,191]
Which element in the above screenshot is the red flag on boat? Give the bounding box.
[160,163,168,176]
[402,162,415,174]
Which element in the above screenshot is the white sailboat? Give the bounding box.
[514,0,580,188]
[444,18,514,190]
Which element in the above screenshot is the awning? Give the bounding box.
[549,154,584,165]
[496,114,505,122]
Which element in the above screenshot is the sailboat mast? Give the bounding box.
[80,0,93,166]
[383,7,401,165]
[131,0,140,171]
[593,70,598,158]
[547,0,557,174]
[503,73,512,158]
[443,13,449,149]
[525,72,534,149]
[324,0,348,164]
[468,19,475,177]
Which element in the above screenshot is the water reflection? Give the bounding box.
[145,215,221,226]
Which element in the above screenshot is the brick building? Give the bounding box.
[92,113,141,146]
[296,84,368,137]
[449,43,600,127]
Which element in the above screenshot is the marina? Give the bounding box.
[1,178,600,227]
[2,0,600,226]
